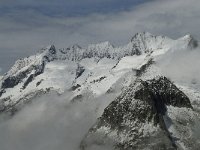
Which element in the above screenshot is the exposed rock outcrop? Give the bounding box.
[81,76,193,150]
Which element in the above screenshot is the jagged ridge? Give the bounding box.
[0,32,196,115]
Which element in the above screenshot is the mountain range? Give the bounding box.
[0,32,199,150]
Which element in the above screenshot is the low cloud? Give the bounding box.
[157,47,200,88]
[0,92,99,150]
[0,86,119,150]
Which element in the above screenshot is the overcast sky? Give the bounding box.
[0,0,200,74]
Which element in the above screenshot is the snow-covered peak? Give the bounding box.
[3,45,57,79]
[39,45,57,62]
[178,34,198,49]
[181,34,193,40]
[130,32,174,54]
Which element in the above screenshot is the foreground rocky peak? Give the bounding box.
[135,77,193,110]
[81,76,193,150]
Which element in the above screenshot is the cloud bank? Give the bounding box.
[0,92,98,150]
[0,87,118,150]
[157,47,200,88]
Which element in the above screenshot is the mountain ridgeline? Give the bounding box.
[0,32,199,150]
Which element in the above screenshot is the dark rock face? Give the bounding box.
[48,45,56,54]
[90,76,106,83]
[1,69,30,89]
[70,84,81,91]
[36,79,44,87]
[1,62,45,97]
[41,45,57,62]
[81,77,192,150]
[22,62,45,89]
[76,64,85,79]
[0,89,5,97]
[135,77,192,109]
[0,61,47,114]
[187,35,198,49]
[102,76,192,130]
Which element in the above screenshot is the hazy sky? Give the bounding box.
[0,0,200,74]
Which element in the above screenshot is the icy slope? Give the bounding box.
[0,32,196,114]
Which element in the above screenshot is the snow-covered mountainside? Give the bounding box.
[0,32,199,149]
[81,77,198,150]
[0,32,195,112]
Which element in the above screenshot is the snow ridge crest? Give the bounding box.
[0,32,197,82]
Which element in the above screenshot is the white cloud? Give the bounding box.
[157,47,200,88]
[0,92,98,150]
[0,89,116,150]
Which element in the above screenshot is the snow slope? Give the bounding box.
[0,32,196,113]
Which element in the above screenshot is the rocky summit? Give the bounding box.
[81,77,193,150]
